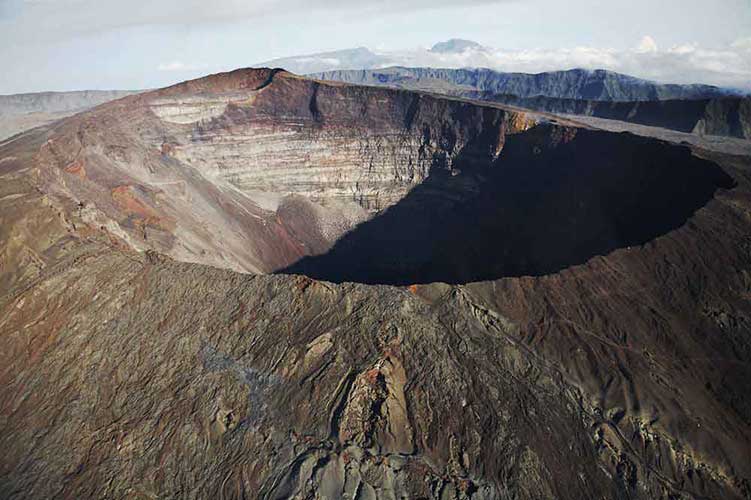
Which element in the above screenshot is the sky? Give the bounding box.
[1,0,750,94]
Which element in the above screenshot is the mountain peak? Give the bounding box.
[256,47,392,75]
[430,39,483,53]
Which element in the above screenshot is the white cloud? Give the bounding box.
[668,43,696,55]
[731,37,751,50]
[294,57,341,66]
[636,35,658,53]
[157,61,208,72]
[325,37,751,90]
[1,1,748,94]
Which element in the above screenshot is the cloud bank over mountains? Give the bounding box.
[260,37,751,90]
[1,0,749,93]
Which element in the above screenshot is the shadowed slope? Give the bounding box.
[281,126,736,284]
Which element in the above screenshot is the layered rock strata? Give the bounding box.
[29,68,536,274]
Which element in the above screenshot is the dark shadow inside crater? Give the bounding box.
[278,125,736,285]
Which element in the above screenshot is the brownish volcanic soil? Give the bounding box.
[0,68,750,499]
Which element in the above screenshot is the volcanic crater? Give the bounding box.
[281,125,736,285]
[28,67,733,287]
[2,67,751,500]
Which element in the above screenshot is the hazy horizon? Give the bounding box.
[1,0,750,94]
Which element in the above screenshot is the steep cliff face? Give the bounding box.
[313,67,737,101]
[1,68,751,500]
[24,68,537,275]
[157,72,531,211]
[463,92,751,139]
[693,96,751,138]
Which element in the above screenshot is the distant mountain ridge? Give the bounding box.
[254,47,394,76]
[0,89,141,140]
[429,39,483,53]
[0,89,139,115]
[311,67,738,102]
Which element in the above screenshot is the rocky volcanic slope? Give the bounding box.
[1,68,751,499]
[0,90,141,141]
[313,67,737,102]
